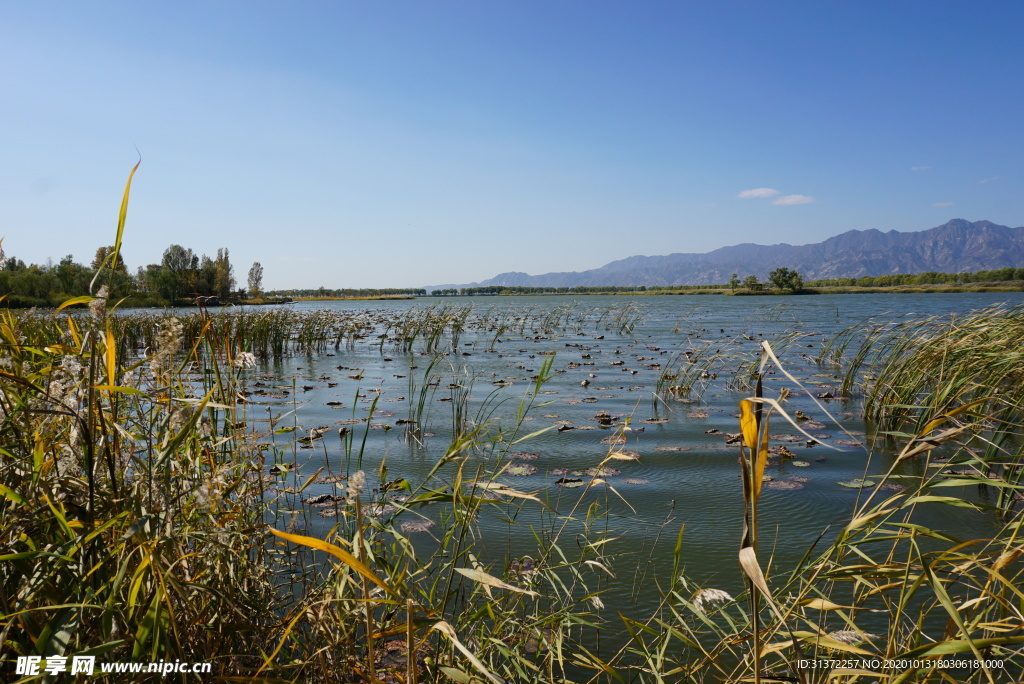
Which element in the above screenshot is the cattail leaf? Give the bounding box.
[808,634,874,655]
[905,495,980,509]
[0,483,25,506]
[90,385,148,397]
[114,158,140,256]
[932,478,1024,490]
[584,560,615,576]
[510,424,556,445]
[438,666,475,683]
[898,635,1024,660]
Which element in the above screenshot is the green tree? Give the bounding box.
[729,273,740,289]
[247,262,264,297]
[742,274,762,291]
[91,246,127,273]
[196,255,217,298]
[161,245,198,301]
[768,267,803,292]
[145,265,177,303]
[214,248,234,300]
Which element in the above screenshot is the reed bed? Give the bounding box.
[18,298,645,365]
[656,326,809,400]
[0,302,639,682]
[0,300,285,676]
[5,300,1024,681]
[819,304,1024,431]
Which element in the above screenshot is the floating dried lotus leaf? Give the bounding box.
[584,466,620,477]
[504,463,538,476]
[771,434,804,442]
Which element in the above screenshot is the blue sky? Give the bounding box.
[1,1,1021,289]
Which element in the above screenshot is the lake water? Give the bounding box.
[240,292,1024,650]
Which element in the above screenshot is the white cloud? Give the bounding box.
[911,166,931,171]
[933,202,954,207]
[772,194,813,206]
[737,187,780,199]
[978,176,999,184]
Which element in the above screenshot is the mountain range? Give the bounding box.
[428,219,1024,290]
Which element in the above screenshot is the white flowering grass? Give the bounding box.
[691,588,734,613]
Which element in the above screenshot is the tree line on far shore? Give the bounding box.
[0,242,267,308]
[269,287,428,298]
[650,265,1024,292]
[6,246,1024,309]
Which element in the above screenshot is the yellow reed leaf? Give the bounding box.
[432,620,505,684]
[739,399,758,449]
[799,598,852,610]
[921,397,993,435]
[473,482,543,505]
[269,528,396,596]
[740,399,769,503]
[454,567,540,597]
[56,296,95,311]
[105,327,116,386]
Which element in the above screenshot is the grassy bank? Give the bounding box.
[294,295,416,301]
[412,282,1024,298]
[645,283,1024,296]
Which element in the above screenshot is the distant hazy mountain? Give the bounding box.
[428,219,1024,290]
